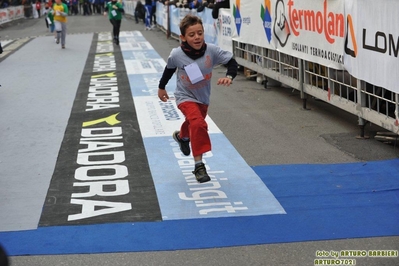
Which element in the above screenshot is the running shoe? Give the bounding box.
[173,130,190,156]
[192,163,211,183]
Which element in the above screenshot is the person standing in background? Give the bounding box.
[53,0,68,49]
[43,2,55,35]
[98,0,104,14]
[35,0,41,18]
[91,0,95,15]
[104,0,124,45]
[134,0,145,24]
[150,0,157,27]
[83,0,90,15]
[79,0,84,14]
[144,0,152,30]
[211,0,229,19]
[72,0,79,15]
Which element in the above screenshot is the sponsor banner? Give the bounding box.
[1,6,23,22]
[17,6,24,19]
[170,5,182,36]
[0,8,9,24]
[7,7,16,21]
[217,8,233,53]
[39,33,162,226]
[202,7,219,46]
[169,6,197,39]
[275,0,345,69]
[230,0,345,69]
[344,0,399,94]
[156,2,396,91]
[120,31,286,219]
[230,0,275,49]
[123,0,135,17]
[158,2,168,30]
[168,5,218,46]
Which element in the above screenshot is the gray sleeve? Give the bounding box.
[166,48,179,69]
[211,44,233,66]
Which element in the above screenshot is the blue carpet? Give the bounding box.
[0,159,398,255]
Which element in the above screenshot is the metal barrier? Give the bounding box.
[233,40,399,136]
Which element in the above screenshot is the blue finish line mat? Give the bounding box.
[0,32,398,256]
[1,159,398,255]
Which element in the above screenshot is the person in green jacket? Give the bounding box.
[104,0,124,45]
[44,2,55,35]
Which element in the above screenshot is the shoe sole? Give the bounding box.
[197,175,211,183]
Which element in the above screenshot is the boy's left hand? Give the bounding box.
[158,89,169,102]
[217,77,233,86]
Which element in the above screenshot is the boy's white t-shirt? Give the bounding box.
[166,43,233,106]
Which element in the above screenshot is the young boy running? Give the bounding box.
[158,14,238,183]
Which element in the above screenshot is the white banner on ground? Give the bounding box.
[344,0,399,94]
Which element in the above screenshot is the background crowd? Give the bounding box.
[0,0,20,8]
[160,0,229,18]
[1,0,230,22]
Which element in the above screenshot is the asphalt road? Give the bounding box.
[1,13,398,266]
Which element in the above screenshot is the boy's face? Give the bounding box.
[180,23,204,50]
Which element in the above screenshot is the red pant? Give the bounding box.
[178,101,210,157]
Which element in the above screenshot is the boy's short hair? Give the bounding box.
[179,15,203,36]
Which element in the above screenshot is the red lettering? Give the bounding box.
[323,0,334,43]
[288,0,299,36]
[288,0,344,43]
[303,10,315,31]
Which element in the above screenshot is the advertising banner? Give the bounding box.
[230,0,346,69]
[344,0,399,94]
[230,0,275,49]
[275,0,345,69]
[168,6,218,46]
[0,8,10,24]
[202,7,218,45]
[155,1,167,29]
[218,8,233,53]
